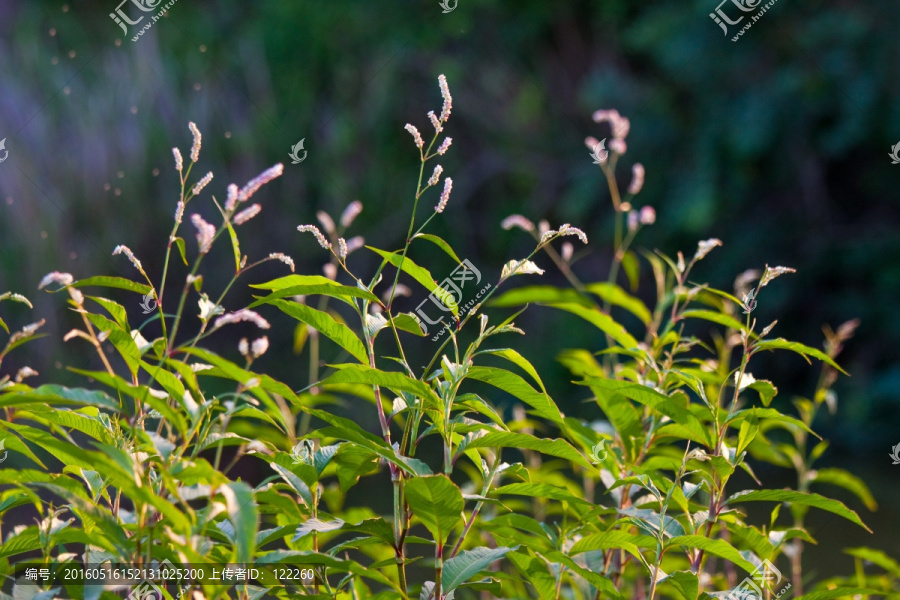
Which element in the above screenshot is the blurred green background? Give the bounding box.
[1,0,898,579]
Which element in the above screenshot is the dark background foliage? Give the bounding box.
[0,0,898,575]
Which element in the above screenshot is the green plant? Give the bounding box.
[0,77,891,600]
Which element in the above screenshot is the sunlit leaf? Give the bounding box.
[405,475,464,546]
[726,489,871,532]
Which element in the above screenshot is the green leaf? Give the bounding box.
[0,385,118,411]
[811,468,878,511]
[680,309,755,337]
[309,408,431,477]
[87,296,130,330]
[477,349,547,393]
[140,360,185,400]
[390,313,426,336]
[405,475,464,546]
[666,536,757,573]
[270,299,368,363]
[465,366,563,427]
[752,338,847,374]
[442,546,516,593]
[332,444,380,492]
[221,482,258,563]
[270,463,314,507]
[250,274,380,306]
[585,283,652,324]
[579,378,712,447]
[621,250,640,291]
[368,247,458,316]
[658,570,698,600]
[736,413,759,456]
[792,590,880,600]
[225,219,241,273]
[173,236,189,265]
[464,432,593,470]
[85,313,141,375]
[489,286,591,308]
[412,233,463,264]
[491,483,592,506]
[730,408,818,438]
[294,517,395,546]
[542,303,638,349]
[507,551,556,598]
[72,276,151,295]
[746,379,778,406]
[19,406,116,446]
[569,531,653,559]
[845,547,900,577]
[726,489,871,532]
[319,364,442,411]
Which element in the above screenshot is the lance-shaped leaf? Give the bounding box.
[405,475,464,546]
[844,547,900,577]
[368,247,458,316]
[666,536,757,574]
[726,489,871,532]
[442,546,516,593]
[221,482,258,563]
[570,531,654,559]
[789,590,881,600]
[0,384,118,411]
[269,299,368,363]
[491,483,591,506]
[586,282,652,324]
[466,366,563,428]
[319,364,442,411]
[412,233,463,264]
[542,303,638,349]
[811,468,877,511]
[489,285,591,308]
[578,378,712,447]
[250,274,380,307]
[307,408,431,477]
[71,276,151,295]
[464,431,592,469]
[752,338,847,374]
[680,309,756,338]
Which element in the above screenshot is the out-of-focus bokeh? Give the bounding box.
[1,0,898,572]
